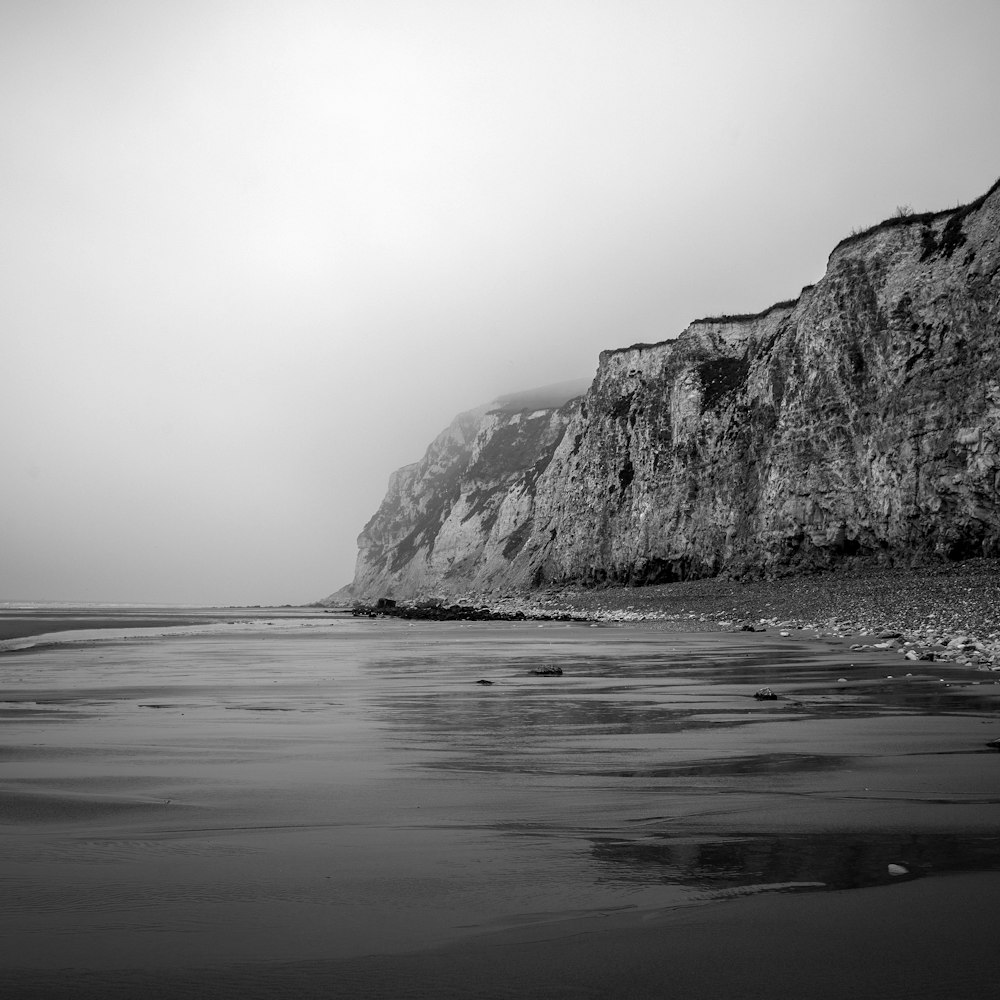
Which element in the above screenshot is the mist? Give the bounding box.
[2,0,999,604]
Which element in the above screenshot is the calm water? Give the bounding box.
[2,616,999,975]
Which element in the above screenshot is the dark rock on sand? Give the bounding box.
[351,601,576,623]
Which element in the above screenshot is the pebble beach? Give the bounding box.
[488,558,1000,671]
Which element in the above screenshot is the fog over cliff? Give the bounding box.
[2,1,1000,604]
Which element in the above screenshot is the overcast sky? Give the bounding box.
[2,0,999,605]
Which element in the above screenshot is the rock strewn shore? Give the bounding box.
[350,601,577,623]
[482,559,1000,671]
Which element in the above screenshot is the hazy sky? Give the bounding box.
[2,0,999,605]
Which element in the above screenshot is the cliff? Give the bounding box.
[349,178,1000,600]
[349,380,589,600]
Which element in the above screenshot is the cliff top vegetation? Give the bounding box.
[604,287,813,358]
[602,174,999,363]
[830,175,1000,257]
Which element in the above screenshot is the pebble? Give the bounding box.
[470,561,1000,674]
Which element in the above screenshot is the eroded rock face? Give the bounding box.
[351,181,1000,598]
[352,383,586,600]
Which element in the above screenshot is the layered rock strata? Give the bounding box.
[350,180,1000,600]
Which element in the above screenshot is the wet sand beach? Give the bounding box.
[2,615,999,997]
[0,604,336,642]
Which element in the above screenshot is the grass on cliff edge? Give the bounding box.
[832,175,1000,256]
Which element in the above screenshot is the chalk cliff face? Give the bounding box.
[351,381,588,600]
[351,180,1000,600]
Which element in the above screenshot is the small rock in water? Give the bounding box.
[475,679,494,685]
[887,863,909,877]
[753,687,778,701]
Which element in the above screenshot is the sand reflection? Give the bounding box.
[2,618,999,986]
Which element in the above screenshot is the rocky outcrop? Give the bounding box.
[350,380,589,600]
[349,179,1000,599]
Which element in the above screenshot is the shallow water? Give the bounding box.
[2,617,999,979]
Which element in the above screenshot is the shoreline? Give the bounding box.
[474,560,1000,673]
[0,605,338,644]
